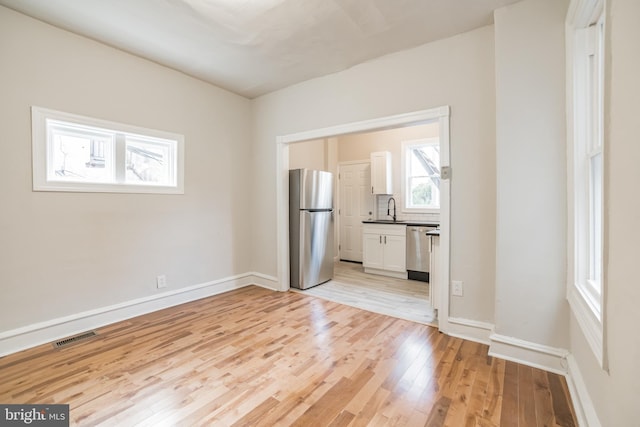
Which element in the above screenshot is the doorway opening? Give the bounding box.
[276,108,451,332]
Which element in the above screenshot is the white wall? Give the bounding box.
[288,138,328,171]
[493,0,570,349]
[570,0,640,424]
[252,26,497,323]
[337,124,438,162]
[0,7,252,332]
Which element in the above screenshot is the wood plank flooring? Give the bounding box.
[0,286,577,426]
[298,261,436,325]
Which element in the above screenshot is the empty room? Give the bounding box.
[0,0,638,426]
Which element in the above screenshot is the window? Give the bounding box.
[574,17,604,318]
[401,138,440,212]
[567,0,605,367]
[32,107,184,194]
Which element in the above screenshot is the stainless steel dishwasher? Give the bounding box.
[406,225,437,282]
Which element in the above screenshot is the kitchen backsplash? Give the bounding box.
[374,194,440,223]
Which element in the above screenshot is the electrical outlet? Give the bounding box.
[452,280,464,297]
[156,275,167,289]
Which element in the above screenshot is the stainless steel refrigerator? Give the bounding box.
[289,169,334,289]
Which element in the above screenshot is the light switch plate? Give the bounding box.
[441,166,452,180]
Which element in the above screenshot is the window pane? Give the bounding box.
[589,152,602,286]
[48,129,114,183]
[409,176,440,208]
[126,138,172,186]
[410,145,440,177]
[410,152,428,176]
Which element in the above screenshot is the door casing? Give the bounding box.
[276,107,452,334]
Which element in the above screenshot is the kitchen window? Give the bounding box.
[566,0,605,368]
[32,107,184,194]
[401,138,440,212]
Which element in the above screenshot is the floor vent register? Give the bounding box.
[53,331,98,349]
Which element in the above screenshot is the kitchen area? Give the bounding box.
[288,122,442,325]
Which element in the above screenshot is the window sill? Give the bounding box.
[34,182,184,195]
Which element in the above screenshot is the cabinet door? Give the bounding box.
[362,233,384,269]
[383,234,406,272]
[370,152,391,194]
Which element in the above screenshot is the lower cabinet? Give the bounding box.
[362,224,407,278]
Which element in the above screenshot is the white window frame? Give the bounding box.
[401,137,440,213]
[566,0,606,368]
[32,106,184,194]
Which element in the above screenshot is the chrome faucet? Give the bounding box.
[387,197,397,222]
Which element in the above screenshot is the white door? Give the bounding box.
[339,162,374,262]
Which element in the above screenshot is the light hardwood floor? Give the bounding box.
[0,286,577,426]
[298,261,436,325]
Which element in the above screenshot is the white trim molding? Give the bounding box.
[566,354,603,427]
[489,333,570,375]
[278,107,450,145]
[249,272,280,290]
[0,272,279,357]
[567,285,604,367]
[447,317,493,345]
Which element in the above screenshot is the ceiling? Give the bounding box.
[0,0,521,98]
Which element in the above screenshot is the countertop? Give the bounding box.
[362,219,440,227]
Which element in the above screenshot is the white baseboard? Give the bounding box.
[0,272,279,358]
[488,333,569,375]
[565,354,602,427]
[446,317,493,345]
[247,272,279,291]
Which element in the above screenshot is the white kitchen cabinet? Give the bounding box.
[363,232,385,269]
[370,151,392,195]
[362,224,407,279]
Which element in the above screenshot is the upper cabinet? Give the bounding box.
[370,151,392,194]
